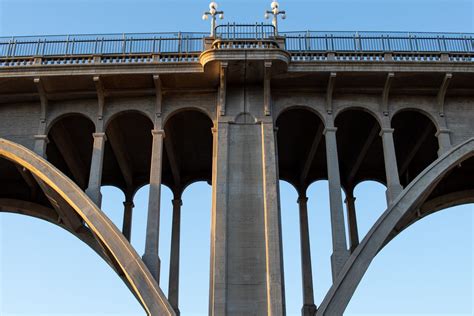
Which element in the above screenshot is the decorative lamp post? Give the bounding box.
[265,1,286,35]
[202,2,224,37]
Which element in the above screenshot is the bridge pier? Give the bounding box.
[168,197,183,315]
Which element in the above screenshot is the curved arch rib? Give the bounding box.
[317,138,474,315]
[0,138,175,316]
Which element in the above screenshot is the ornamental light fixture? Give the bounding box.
[265,1,286,35]
[202,2,224,37]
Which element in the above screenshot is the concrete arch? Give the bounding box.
[162,106,214,128]
[0,138,175,316]
[317,137,474,315]
[46,112,96,135]
[391,107,441,133]
[104,109,154,131]
[334,106,383,129]
[275,105,327,127]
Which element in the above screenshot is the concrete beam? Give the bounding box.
[93,76,105,121]
[106,122,134,189]
[437,73,453,117]
[153,74,163,121]
[33,77,48,123]
[218,62,228,116]
[326,72,337,114]
[381,72,395,116]
[264,61,272,116]
[300,124,324,185]
[347,123,380,186]
[49,121,88,188]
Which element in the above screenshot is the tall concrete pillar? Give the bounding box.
[122,195,134,242]
[323,125,349,280]
[85,132,107,207]
[209,116,285,315]
[297,195,317,316]
[168,198,182,315]
[380,128,403,204]
[344,194,359,252]
[143,129,165,282]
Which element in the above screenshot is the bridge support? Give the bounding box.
[143,129,165,282]
[323,124,349,280]
[122,196,134,241]
[85,132,107,207]
[344,194,359,253]
[297,195,317,316]
[380,128,403,204]
[168,197,182,315]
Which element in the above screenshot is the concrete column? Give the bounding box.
[344,194,359,252]
[209,122,228,316]
[436,129,452,156]
[261,122,285,316]
[122,196,134,242]
[297,195,317,316]
[34,134,49,158]
[143,129,165,282]
[323,126,349,280]
[168,198,182,315]
[85,132,107,207]
[380,128,403,204]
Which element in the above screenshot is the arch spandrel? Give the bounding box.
[317,137,474,316]
[0,138,175,316]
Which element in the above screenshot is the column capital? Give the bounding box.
[323,127,337,135]
[92,132,107,140]
[123,200,135,208]
[344,195,356,204]
[379,128,394,136]
[151,129,166,137]
[435,128,451,137]
[172,198,183,207]
[34,134,49,143]
[211,127,218,134]
[297,196,308,204]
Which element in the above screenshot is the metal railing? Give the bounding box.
[215,23,276,39]
[0,32,207,57]
[283,31,474,53]
[0,28,473,61]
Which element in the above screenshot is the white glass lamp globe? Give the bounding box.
[202,14,209,20]
[219,13,224,19]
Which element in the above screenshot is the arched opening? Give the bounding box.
[162,109,214,314]
[334,109,385,192]
[391,110,439,187]
[346,203,473,314]
[0,213,145,315]
[276,108,327,314]
[46,114,95,190]
[179,181,212,315]
[103,111,153,196]
[0,141,175,315]
[352,181,388,241]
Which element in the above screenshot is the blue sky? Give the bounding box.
[1,0,473,315]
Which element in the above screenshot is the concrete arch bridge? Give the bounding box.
[1,26,473,315]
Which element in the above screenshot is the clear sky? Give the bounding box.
[0,1,473,315]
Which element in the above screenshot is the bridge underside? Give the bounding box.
[1,34,474,315]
